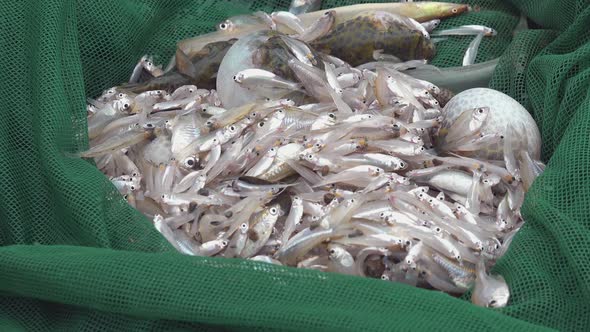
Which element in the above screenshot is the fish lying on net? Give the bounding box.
[81,9,541,309]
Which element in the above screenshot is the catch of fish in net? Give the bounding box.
[80,2,544,308]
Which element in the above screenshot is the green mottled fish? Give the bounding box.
[178,2,468,58]
[310,11,435,66]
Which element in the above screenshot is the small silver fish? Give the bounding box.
[471,260,510,308]
[463,32,485,66]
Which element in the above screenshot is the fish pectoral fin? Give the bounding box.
[175,47,197,78]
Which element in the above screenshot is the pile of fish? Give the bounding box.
[81,2,544,308]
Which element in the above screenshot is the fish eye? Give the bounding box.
[428,199,433,203]
[393,123,399,128]
[456,255,461,260]
[123,103,130,109]
[132,172,138,177]
[500,135,505,139]
[478,108,485,113]
[230,125,236,131]
[435,227,441,232]
[452,8,458,13]
[232,75,237,81]
[323,11,330,16]
[118,93,124,98]
[420,147,425,151]
[184,157,195,167]
[219,23,228,30]
[405,240,411,246]
[130,185,135,190]
[240,223,248,230]
[123,194,128,200]
[488,300,497,307]
[270,207,277,214]
[161,194,166,199]
[146,123,153,128]
[328,113,335,119]
[399,162,405,168]
[221,240,228,247]
[380,275,388,280]
[257,121,265,128]
[329,249,336,254]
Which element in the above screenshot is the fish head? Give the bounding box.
[395,175,410,185]
[205,118,217,129]
[328,245,345,260]
[311,141,324,152]
[181,155,199,170]
[486,28,498,37]
[98,88,117,102]
[483,173,501,186]
[482,275,510,308]
[421,3,470,20]
[369,167,384,176]
[233,72,244,83]
[113,96,133,114]
[267,204,281,217]
[413,145,426,155]
[216,19,234,32]
[239,222,249,234]
[472,106,490,122]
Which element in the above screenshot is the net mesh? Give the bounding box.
[0,0,589,330]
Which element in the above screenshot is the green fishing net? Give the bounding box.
[0,0,588,330]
